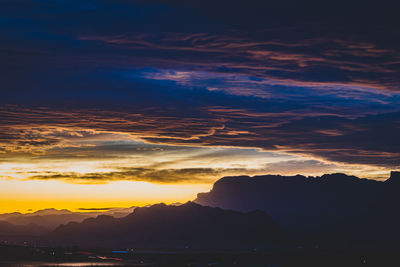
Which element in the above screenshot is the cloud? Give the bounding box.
[1,0,400,175]
[79,33,400,94]
[1,103,400,168]
[78,208,115,211]
[28,167,250,184]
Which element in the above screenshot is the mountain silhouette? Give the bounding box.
[0,207,136,231]
[0,221,46,238]
[47,202,285,248]
[195,172,400,241]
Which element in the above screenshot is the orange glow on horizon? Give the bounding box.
[0,179,211,214]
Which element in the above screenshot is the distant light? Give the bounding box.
[112,250,129,253]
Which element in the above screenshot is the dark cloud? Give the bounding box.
[78,208,114,211]
[1,104,400,167]
[1,0,400,170]
[78,33,400,93]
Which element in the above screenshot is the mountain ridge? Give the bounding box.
[47,202,286,249]
[0,207,137,230]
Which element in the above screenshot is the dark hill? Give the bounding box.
[0,221,46,238]
[0,207,136,231]
[47,202,285,248]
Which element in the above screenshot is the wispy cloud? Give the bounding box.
[81,32,400,93]
[1,0,400,185]
[1,103,400,168]
[28,167,250,184]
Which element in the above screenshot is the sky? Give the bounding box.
[1,0,400,213]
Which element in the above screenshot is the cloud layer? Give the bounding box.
[1,0,400,185]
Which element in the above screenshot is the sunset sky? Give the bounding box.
[1,0,400,213]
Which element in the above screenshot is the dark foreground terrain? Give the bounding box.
[1,173,399,266]
[0,244,399,267]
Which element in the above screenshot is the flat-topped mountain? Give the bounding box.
[48,202,285,248]
[195,172,400,241]
[386,171,400,185]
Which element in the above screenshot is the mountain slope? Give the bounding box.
[0,207,136,231]
[48,202,285,248]
[0,221,46,237]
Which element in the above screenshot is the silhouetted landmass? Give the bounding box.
[195,172,400,242]
[47,202,285,248]
[1,172,399,251]
[0,220,46,238]
[0,207,136,231]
